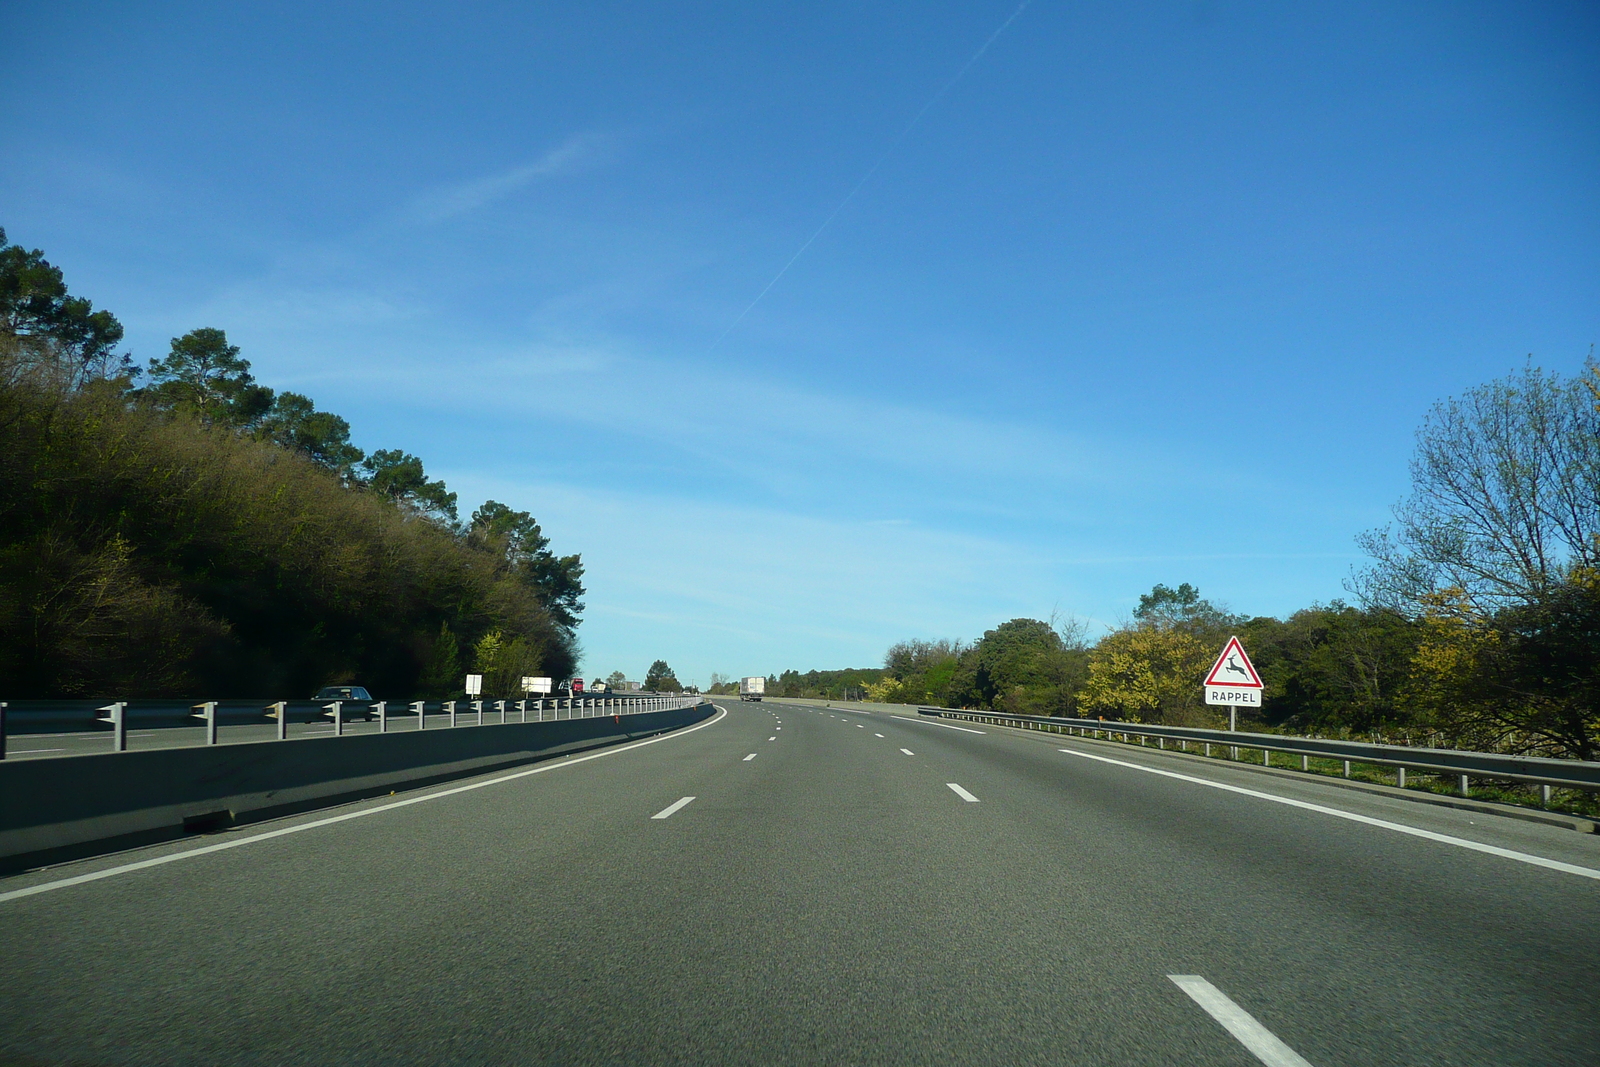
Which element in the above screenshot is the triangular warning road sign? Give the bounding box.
[1204,636,1262,688]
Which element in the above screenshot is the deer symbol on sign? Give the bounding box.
[1223,653,1249,680]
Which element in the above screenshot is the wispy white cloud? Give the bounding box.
[344,340,1133,502]
[409,132,617,222]
[433,475,1060,683]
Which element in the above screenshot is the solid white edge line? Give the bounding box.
[1058,747,1600,882]
[651,796,697,820]
[0,705,731,904]
[946,782,980,802]
[1168,975,1314,1067]
[891,715,986,734]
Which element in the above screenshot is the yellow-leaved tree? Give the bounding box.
[1079,626,1214,725]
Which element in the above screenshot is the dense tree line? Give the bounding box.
[864,360,1600,761]
[757,666,890,700]
[0,227,583,698]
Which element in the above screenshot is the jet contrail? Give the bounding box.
[710,0,1035,351]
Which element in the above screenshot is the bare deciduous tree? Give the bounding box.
[1354,360,1600,619]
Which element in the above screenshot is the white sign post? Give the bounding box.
[464,673,483,697]
[1203,636,1263,732]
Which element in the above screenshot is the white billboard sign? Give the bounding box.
[523,676,553,694]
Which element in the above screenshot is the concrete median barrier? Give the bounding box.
[0,702,715,873]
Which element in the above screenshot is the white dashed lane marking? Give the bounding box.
[901,748,914,756]
[651,797,697,820]
[1168,976,1315,1067]
[946,783,980,803]
[743,753,757,761]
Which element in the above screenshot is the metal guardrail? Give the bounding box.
[0,695,699,757]
[918,707,1600,802]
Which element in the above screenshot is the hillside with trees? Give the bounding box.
[0,227,583,699]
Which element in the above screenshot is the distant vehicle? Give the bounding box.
[590,680,610,693]
[313,685,375,721]
[571,678,585,694]
[739,677,765,702]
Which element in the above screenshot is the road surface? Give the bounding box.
[2,700,1596,1065]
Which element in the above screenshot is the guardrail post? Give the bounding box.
[97,702,128,751]
[1458,774,1470,797]
[494,699,505,723]
[376,701,388,733]
[474,700,483,726]
[412,700,425,730]
[329,701,343,736]
[517,699,526,723]
[0,701,7,760]
[194,701,218,745]
[273,701,288,740]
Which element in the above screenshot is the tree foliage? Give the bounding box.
[469,502,585,634]
[0,227,128,386]
[471,628,547,700]
[1355,360,1600,620]
[143,328,273,427]
[1081,626,1213,724]
[1241,604,1420,732]
[1352,360,1600,758]
[0,225,584,698]
[254,391,365,479]
[1400,576,1600,759]
[643,659,679,691]
[364,449,458,524]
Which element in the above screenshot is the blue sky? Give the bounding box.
[3,1,1597,686]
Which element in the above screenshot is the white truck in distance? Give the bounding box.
[739,677,765,702]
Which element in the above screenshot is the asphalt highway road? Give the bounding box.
[2,700,1597,1066]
